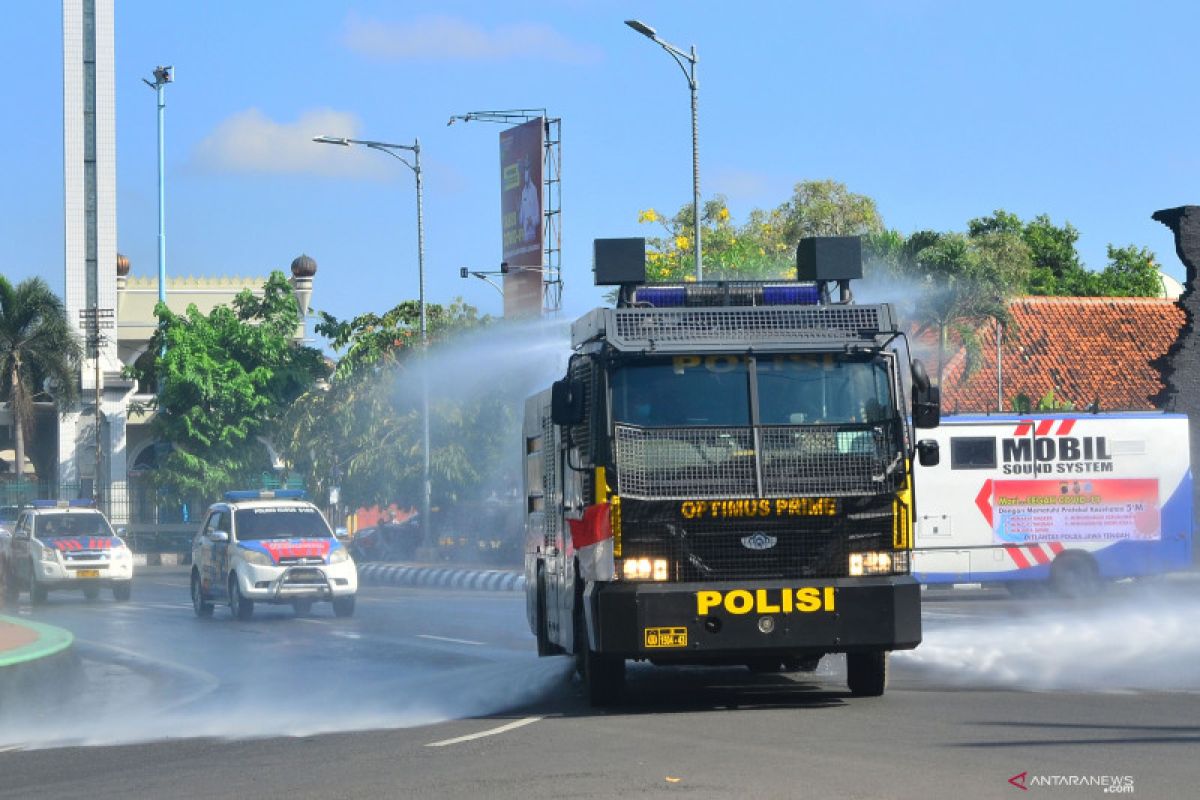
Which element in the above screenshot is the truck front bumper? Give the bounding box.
[586,576,921,660]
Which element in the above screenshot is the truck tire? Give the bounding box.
[535,566,562,656]
[847,651,888,697]
[1051,553,1100,598]
[113,582,132,602]
[332,596,356,618]
[574,600,623,706]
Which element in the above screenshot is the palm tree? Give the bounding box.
[0,277,81,482]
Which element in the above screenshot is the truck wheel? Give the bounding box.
[574,602,623,706]
[191,571,213,617]
[847,651,888,697]
[83,585,100,601]
[113,582,132,602]
[1051,554,1100,598]
[332,596,356,618]
[229,573,254,620]
[535,566,561,656]
[31,580,48,606]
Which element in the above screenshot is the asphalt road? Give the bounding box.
[0,569,1197,799]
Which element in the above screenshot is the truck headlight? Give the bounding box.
[621,557,669,581]
[39,544,60,563]
[111,545,132,561]
[240,548,274,567]
[329,547,350,564]
[849,551,893,576]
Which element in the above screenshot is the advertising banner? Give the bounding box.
[992,478,1160,544]
[499,118,543,267]
[499,118,544,318]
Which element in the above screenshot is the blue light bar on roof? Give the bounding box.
[69,498,96,508]
[763,284,820,305]
[223,489,308,502]
[636,286,686,307]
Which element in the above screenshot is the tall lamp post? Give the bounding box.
[625,20,702,281]
[143,66,173,305]
[313,134,430,549]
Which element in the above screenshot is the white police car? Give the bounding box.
[2,500,134,604]
[190,490,357,620]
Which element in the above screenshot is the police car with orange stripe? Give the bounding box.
[2,499,134,604]
[190,490,357,620]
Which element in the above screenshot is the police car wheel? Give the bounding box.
[113,582,132,602]
[292,599,313,616]
[332,596,356,618]
[229,574,254,621]
[31,580,48,606]
[1051,554,1100,599]
[2,568,18,604]
[846,651,888,697]
[191,571,213,617]
[83,585,100,601]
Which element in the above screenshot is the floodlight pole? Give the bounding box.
[625,20,702,281]
[313,134,430,551]
[143,66,173,305]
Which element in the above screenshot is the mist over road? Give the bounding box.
[1,570,1197,799]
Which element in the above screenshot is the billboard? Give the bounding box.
[991,478,1161,544]
[500,118,544,318]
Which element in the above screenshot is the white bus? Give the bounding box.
[913,413,1193,595]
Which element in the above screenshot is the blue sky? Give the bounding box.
[2,1,1198,328]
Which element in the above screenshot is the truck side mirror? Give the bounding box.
[917,439,940,467]
[913,384,940,429]
[207,530,229,543]
[551,379,585,426]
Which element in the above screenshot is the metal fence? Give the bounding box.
[613,421,906,500]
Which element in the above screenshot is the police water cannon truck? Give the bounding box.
[523,236,942,705]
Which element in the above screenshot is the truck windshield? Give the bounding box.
[611,354,894,427]
[234,508,332,541]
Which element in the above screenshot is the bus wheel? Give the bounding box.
[1051,553,1100,598]
[847,651,888,697]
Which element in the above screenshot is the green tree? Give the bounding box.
[282,299,498,513]
[908,233,1026,384]
[0,277,81,480]
[134,272,327,502]
[1091,245,1162,297]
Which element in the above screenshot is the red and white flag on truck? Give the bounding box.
[567,502,616,581]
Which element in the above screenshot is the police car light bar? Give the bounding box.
[635,282,821,308]
[223,489,308,501]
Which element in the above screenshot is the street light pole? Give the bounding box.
[625,20,702,281]
[313,135,431,551]
[143,66,173,305]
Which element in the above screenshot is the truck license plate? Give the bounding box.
[644,627,687,648]
[77,569,101,578]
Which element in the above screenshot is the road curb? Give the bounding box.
[357,563,525,592]
[0,615,80,718]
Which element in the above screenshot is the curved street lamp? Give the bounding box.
[313,134,431,552]
[625,19,702,281]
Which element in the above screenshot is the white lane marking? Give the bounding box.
[425,716,542,747]
[416,634,485,646]
[295,617,330,625]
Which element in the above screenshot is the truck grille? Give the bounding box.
[614,422,904,499]
[621,498,895,580]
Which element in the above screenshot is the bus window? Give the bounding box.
[950,437,997,469]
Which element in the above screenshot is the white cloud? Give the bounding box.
[192,108,386,178]
[341,13,602,64]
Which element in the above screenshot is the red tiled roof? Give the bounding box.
[937,297,1184,413]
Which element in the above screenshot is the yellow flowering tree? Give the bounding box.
[637,180,884,282]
